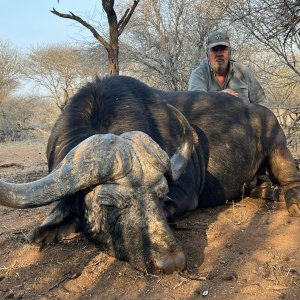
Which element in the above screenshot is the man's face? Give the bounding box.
[208,45,231,75]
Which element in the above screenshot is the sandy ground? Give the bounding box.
[0,140,299,300]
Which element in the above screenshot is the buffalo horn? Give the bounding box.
[0,134,129,209]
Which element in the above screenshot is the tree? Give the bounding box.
[218,0,300,153]
[0,41,21,109]
[24,45,102,110]
[122,0,226,90]
[221,0,300,93]
[0,95,59,142]
[51,0,140,75]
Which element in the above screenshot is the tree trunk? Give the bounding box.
[108,47,119,75]
[51,1,140,76]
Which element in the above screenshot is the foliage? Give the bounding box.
[0,41,21,107]
[220,0,300,102]
[216,0,300,151]
[122,0,226,90]
[51,0,140,75]
[0,96,59,142]
[23,45,100,110]
[1,0,299,148]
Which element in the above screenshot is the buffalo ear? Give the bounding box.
[85,185,132,209]
[167,104,194,181]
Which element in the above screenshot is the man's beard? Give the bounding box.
[210,59,229,75]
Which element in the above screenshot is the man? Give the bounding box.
[189,30,277,200]
[188,30,267,105]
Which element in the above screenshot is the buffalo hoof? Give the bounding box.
[153,250,186,274]
[249,180,280,201]
[285,187,300,217]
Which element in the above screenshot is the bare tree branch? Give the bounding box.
[51,1,140,75]
[51,8,111,51]
[123,0,224,90]
[118,8,130,28]
[118,0,140,36]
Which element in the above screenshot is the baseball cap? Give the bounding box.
[206,31,231,49]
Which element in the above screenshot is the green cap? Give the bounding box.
[206,31,231,49]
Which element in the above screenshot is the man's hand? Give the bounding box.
[221,88,239,97]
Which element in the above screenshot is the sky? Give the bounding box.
[0,0,102,51]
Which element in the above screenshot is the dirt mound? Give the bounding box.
[0,141,299,299]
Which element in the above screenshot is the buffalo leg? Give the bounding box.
[267,146,300,216]
[31,195,84,248]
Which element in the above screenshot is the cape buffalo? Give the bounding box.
[0,76,299,274]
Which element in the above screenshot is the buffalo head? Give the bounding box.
[0,105,194,274]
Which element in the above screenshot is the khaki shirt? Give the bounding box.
[188,58,266,104]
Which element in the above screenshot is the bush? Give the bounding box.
[0,96,59,142]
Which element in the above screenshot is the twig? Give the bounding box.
[84,260,103,269]
[272,266,280,284]
[174,279,188,289]
[177,272,207,281]
[0,163,24,169]
[237,204,247,207]
[48,272,80,291]
[172,226,192,231]
[242,183,247,200]
[21,231,30,243]
[48,273,71,291]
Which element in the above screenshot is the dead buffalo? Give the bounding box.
[0,75,299,274]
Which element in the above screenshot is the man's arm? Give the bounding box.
[248,69,267,105]
[188,64,209,92]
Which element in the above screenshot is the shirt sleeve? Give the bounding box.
[188,63,209,92]
[247,69,267,105]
